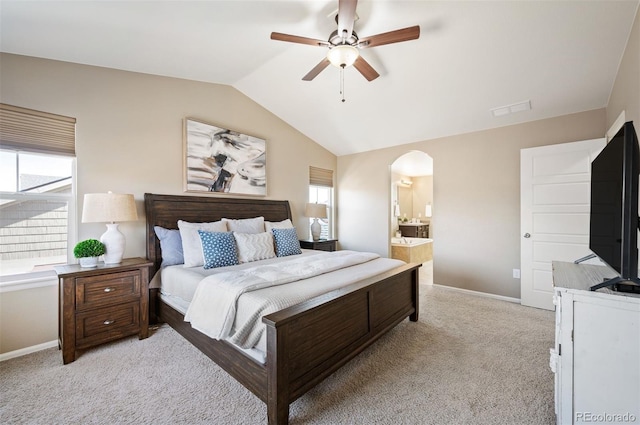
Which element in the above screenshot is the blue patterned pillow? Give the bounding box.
[272,227,302,257]
[198,230,238,269]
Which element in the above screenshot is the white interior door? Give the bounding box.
[520,139,606,310]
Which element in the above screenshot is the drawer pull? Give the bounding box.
[103,320,115,325]
[103,287,115,293]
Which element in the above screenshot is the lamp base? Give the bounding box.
[100,223,125,264]
[310,218,321,241]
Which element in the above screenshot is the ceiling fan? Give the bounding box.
[271,0,420,82]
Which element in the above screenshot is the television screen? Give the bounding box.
[589,121,640,292]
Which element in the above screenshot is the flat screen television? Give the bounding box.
[589,120,640,293]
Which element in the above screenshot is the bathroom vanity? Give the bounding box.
[399,223,429,238]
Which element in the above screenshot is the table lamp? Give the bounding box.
[305,203,327,241]
[81,192,138,264]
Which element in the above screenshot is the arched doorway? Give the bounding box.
[389,150,434,284]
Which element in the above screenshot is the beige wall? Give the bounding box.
[411,175,433,223]
[0,53,336,355]
[337,110,606,298]
[607,5,640,129]
[0,285,58,354]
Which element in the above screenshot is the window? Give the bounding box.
[0,104,76,279]
[309,166,334,240]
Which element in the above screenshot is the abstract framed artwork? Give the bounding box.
[183,118,266,196]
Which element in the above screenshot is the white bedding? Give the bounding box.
[185,250,381,345]
[155,249,405,361]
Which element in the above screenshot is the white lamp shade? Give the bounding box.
[327,45,359,68]
[305,203,327,219]
[82,192,138,223]
[82,192,137,264]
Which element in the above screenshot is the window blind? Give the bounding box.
[0,103,76,156]
[309,166,334,187]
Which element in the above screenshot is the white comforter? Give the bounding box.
[184,250,379,348]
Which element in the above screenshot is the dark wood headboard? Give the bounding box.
[144,193,293,275]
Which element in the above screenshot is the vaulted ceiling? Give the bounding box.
[1,1,638,156]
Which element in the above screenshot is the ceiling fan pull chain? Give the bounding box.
[340,64,346,103]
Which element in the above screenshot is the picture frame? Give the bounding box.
[183,118,267,196]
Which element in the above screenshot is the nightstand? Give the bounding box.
[299,239,338,252]
[54,257,153,364]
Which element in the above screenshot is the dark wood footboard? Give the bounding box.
[262,262,420,424]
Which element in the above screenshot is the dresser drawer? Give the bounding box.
[75,301,140,349]
[75,270,141,311]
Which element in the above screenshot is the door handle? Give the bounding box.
[524,233,531,238]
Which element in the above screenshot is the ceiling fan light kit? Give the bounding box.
[327,44,359,68]
[271,0,420,97]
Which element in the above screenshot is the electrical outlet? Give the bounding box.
[513,269,521,279]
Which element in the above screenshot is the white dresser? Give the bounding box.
[550,262,640,425]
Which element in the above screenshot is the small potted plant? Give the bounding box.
[73,239,106,268]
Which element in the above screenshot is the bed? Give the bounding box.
[144,193,420,424]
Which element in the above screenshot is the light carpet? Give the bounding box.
[0,283,555,425]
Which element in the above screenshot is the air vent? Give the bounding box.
[491,100,531,117]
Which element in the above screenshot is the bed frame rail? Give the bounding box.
[157,299,268,400]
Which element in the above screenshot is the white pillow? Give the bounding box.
[222,216,265,233]
[233,232,276,263]
[265,218,294,231]
[178,220,228,267]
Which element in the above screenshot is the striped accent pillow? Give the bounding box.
[233,231,276,263]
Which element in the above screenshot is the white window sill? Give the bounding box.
[0,271,58,293]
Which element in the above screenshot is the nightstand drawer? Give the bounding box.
[75,270,141,311]
[75,301,140,349]
[312,243,334,252]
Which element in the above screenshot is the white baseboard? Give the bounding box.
[433,284,521,304]
[0,340,58,362]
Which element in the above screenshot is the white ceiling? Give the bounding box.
[1,1,638,157]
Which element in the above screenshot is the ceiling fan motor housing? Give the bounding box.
[329,29,359,46]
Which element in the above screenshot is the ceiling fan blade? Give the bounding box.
[271,32,330,47]
[302,58,331,81]
[353,56,380,81]
[337,0,358,41]
[359,25,420,48]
